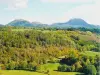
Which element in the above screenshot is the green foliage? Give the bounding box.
[6,62,15,70]
[0,27,99,73]
[58,64,67,72]
[58,65,76,72]
[60,50,79,65]
[83,65,97,75]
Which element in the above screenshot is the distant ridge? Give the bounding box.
[3,18,100,28]
[0,24,4,27]
[6,19,48,27]
[51,18,99,28]
[7,19,33,27]
[66,18,88,26]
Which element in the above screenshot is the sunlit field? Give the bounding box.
[0,70,83,75]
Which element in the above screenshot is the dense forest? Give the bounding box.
[0,27,100,75]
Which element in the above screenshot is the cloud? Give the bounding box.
[0,0,28,10]
[41,0,95,3]
[61,0,100,25]
[39,0,100,25]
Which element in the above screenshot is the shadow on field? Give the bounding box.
[76,74,85,75]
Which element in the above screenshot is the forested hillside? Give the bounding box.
[0,27,100,75]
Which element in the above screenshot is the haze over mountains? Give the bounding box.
[7,19,48,28]
[2,18,100,28]
[0,24,4,27]
[51,18,99,28]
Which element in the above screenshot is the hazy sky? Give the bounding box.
[0,0,100,25]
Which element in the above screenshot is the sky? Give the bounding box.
[0,0,100,25]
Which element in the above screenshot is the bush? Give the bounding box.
[28,63,36,71]
[58,64,73,72]
[58,64,67,72]
[84,65,97,75]
[6,62,15,70]
[66,66,72,72]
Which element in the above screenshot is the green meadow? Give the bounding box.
[0,63,83,75]
[81,51,100,57]
[0,70,83,75]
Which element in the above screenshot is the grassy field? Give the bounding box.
[0,70,83,75]
[0,63,83,75]
[80,51,100,57]
[12,29,33,31]
[41,63,60,71]
[79,34,100,42]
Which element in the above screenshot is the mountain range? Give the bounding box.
[1,18,100,28]
[7,19,48,28]
[0,24,4,27]
[51,18,99,28]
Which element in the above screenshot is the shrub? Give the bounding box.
[84,65,97,75]
[58,64,67,72]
